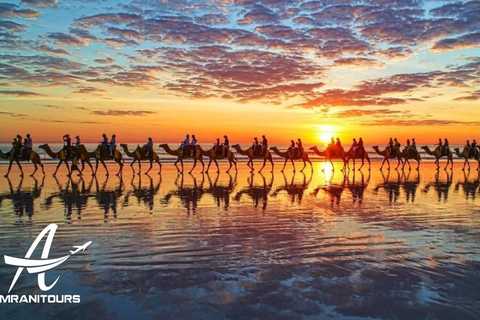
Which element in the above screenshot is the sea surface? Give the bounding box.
[0,161,479,319]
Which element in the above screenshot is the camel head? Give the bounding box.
[158,144,167,148]
[120,143,127,148]
[372,146,379,150]
[308,146,317,150]
[38,144,48,150]
[420,146,429,151]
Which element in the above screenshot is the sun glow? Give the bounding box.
[317,125,337,144]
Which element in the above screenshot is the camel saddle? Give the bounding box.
[183,145,193,157]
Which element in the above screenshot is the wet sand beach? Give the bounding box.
[0,162,479,319]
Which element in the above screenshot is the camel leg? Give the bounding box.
[53,161,62,176]
[281,159,288,173]
[65,161,71,177]
[157,160,162,174]
[247,159,253,172]
[367,154,371,171]
[137,160,142,175]
[227,159,233,173]
[214,159,219,173]
[206,159,212,173]
[190,159,198,174]
[31,163,38,176]
[300,159,306,172]
[309,160,313,172]
[259,159,267,173]
[87,161,94,176]
[15,160,24,177]
[94,160,99,176]
[291,159,295,172]
[359,158,364,170]
[380,158,386,170]
[145,160,153,174]
[270,158,274,173]
[329,159,334,172]
[4,161,13,177]
[386,158,390,171]
[101,160,108,176]
[117,160,123,176]
[395,159,400,170]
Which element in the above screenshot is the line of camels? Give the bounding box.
[1,142,479,177]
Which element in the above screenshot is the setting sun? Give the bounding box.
[317,125,338,144]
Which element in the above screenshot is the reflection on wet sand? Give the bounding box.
[272,172,312,204]
[0,176,44,217]
[423,170,454,203]
[374,170,421,204]
[312,170,370,206]
[234,172,273,210]
[454,170,480,201]
[1,162,480,319]
[123,174,161,212]
[161,173,206,214]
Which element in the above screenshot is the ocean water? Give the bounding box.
[0,162,479,319]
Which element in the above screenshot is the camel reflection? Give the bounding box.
[162,173,206,214]
[402,170,420,203]
[0,176,44,217]
[423,170,453,203]
[373,170,420,203]
[347,170,370,205]
[123,174,161,211]
[43,175,124,218]
[313,170,369,206]
[455,171,479,201]
[271,172,312,205]
[43,176,93,218]
[203,172,237,210]
[234,173,273,210]
[94,176,124,218]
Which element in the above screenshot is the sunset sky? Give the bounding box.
[1,0,480,145]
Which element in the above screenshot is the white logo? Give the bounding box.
[3,224,92,294]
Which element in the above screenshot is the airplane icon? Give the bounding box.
[69,241,92,255]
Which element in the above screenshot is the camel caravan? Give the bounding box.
[2,133,480,177]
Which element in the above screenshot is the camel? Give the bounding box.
[158,144,204,174]
[231,144,274,173]
[120,144,162,175]
[197,145,237,173]
[346,146,371,171]
[269,146,312,173]
[39,144,82,176]
[421,145,453,170]
[309,146,348,171]
[372,146,403,170]
[75,144,96,175]
[92,145,124,176]
[454,147,480,171]
[0,147,45,177]
[398,147,421,171]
